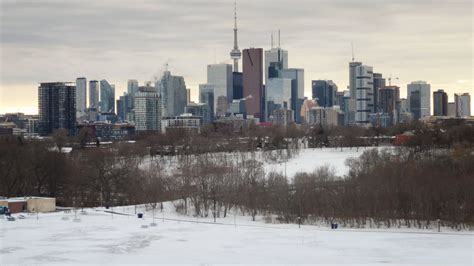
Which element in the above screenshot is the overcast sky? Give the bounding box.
[0,0,472,114]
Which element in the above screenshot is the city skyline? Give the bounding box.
[0,0,472,114]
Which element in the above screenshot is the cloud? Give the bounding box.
[0,0,472,113]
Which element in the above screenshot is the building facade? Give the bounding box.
[100,79,115,113]
[157,71,187,117]
[355,65,374,126]
[281,68,304,123]
[312,80,337,108]
[207,64,234,110]
[242,48,264,119]
[407,81,431,120]
[455,93,471,118]
[265,78,292,121]
[76,77,87,118]
[134,91,161,132]
[89,80,99,109]
[38,82,76,136]
[433,89,448,116]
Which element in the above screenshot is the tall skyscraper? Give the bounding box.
[232,72,243,100]
[157,71,187,117]
[378,86,400,124]
[355,65,374,126]
[207,63,233,112]
[407,81,431,120]
[75,77,87,118]
[242,48,264,119]
[127,79,139,95]
[349,61,362,99]
[454,93,471,118]
[264,33,288,84]
[134,91,162,132]
[229,0,241,72]
[100,79,115,113]
[373,73,386,113]
[199,84,215,119]
[89,80,99,109]
[433,89,448,116]
[38,82,76,136]
[265,78,292,121]
[312,80,337,108]
[281,68,304,123]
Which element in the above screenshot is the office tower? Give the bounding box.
[116,93,134,122]
[157,71,187,117]
[312,80,337,108]
[127,79,139,95]
[134,91,161,131]
[186,103,211,126]
[355,65,374,126]
[447,102,456,117]
[233,72,243,100]
[199,84,215,120]
[230,99,246,115]
[265,33,288,84]
[242,48,264,119]
[186,89,191,104]
[407,81,431,120]
[207,63,233,112]
[38,82,76,136]
[373,73,385,112]
[89,80,99,109]
[272,109,294,126]
[229,0,241,72]
[349,61,362,99]
[99,80,115,113]
[454,93,471,117]
[378,86,399,114]
[281,68,304,123]
[265,78,292,121]
[433,89,448,116]
[75,77,87,118]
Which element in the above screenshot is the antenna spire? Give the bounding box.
[351,42,355,62]
[278,29,281,48]
[234,0,237,29]
[230,0,241,72]
[271,33,274,49]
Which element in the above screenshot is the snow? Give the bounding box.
[264,147,377,177]
[1,204,472,265]
[141,147,380,178]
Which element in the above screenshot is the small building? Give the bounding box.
[4,197,56,213]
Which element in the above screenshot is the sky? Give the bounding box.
[0,0,472,114]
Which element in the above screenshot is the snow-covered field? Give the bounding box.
[264,147,375,177]
[142,146,378,178]
[1,204,472,265]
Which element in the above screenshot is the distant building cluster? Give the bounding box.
[1,3,472,138]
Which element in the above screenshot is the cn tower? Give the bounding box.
[229,0,241,72]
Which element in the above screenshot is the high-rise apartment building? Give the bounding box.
[89,80,99,109]
[242,48,264,119]
[433,89,448,116]
[38,82,76,136]
[134,91,161,132]
[373,73,385,113]
[75,77,87,118]
[157,71,187,117]
[349,61,362,99]
[100,79,115,113]
[407,81,431,120]
[355,65,374,126]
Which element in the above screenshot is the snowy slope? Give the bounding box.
[1,204,472,265]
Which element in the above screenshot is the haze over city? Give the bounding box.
[0,0,472,114]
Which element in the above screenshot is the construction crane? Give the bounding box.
[387,74,399,86]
